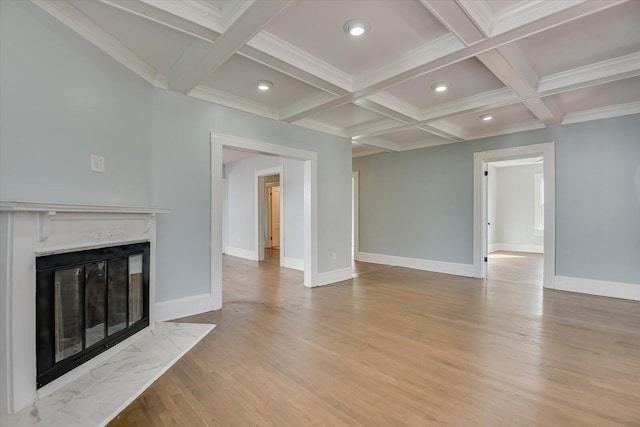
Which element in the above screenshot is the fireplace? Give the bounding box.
[0,201,166,415]
[36,242,150,387]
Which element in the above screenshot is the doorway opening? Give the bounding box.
[210,133,319,310]
[473,142,556,289]
[486,158,544,286]
[255,167,284,267]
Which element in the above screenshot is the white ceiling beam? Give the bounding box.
[456,0,494,37]
[99,0,220,42]
[418,0,486,45]
[246,31,353,92]
[354,98,464,141]
[477,46,562,125]
[352,136,402,152]
[237,45,349,96]
[168,0,291,94]
[561,101,640,125]
[277,0,626,123]
[31,0,163,87]
[537,51,640,94]
[491,0,590,36]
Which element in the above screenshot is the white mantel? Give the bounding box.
[0,201,168,415]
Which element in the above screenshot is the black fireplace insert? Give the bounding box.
[35,242,150,388]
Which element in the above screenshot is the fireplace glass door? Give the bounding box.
[36,242,150,388]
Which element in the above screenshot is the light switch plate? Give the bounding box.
[91,154,105,173]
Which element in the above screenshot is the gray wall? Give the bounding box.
[1,1,353,304]
[0,1,152,206]
[225,154,304,261]
[151,90,352,301]
[491,164,544,250]
[353,114,640,285]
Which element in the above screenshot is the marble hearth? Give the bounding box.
[0,201,168,415]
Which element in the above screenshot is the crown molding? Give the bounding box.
[100,0,219,42]
[247,31,353,92]
[418,0,486,46]
[144,0,223,32]
[492,0,586,36]
[352,136,402,152]
[278,93,338,123]
[188,85,279,120]
[456,0,493,36]
[353,99,416,124]
[220,0,255,31]
[353,34,464,91]
[561,101,640,125]
[347,117,405,139]
[31,0,162,88]
[394,138,457,151]
[537,52,640,94]
[294,119,349,138]
[420,88,518,122]
[352,145,385,158]
[418,123,467,141]
[466,120,546,141]
[237,45,349,96]
[362,93,421,120]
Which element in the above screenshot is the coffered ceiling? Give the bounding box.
[32,0,640,158]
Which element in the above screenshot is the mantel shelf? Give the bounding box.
[0,200,169,215]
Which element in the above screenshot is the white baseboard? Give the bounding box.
[357,252,475,277]
[554,276,640,301]
[224,246,257,261]
[489,243,544,253]
[282,256,304,271]
[155,293,215,321]
[313,267,353,287]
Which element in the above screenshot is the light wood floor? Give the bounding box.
[488,251,543,286]
[110,250,640,426]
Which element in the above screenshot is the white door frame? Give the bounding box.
[255,166,283,265]
[352,171,359,261]
[210,133,318,309]
[473,142,556,288]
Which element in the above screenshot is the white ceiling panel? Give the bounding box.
[383,58,505,110]
[550,75,640,114]
[69,0,204,74]
[262,0,448,76]
[310,103,392,129]
[516,1,640,77]
[438,103,539,136]
[200,55,329,109]
[376,128,452,147]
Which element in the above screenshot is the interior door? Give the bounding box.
[270,186,280,248]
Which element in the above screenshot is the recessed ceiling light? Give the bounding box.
[344,19,369,36]
[431,82,449,92]
[480,114,493,121]
[256,80,273,91]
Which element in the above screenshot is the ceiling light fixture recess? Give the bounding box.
[431,82,449,92]
[256,80,273,91]
[480,114,493,121]
[344,19,369,36]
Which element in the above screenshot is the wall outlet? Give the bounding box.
[91,154,105,173]
[331,252,336,260]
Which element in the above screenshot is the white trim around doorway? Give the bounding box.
[210,133,319,310]
[473,142,556,289]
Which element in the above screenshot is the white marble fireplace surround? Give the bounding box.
[0,201,168,415]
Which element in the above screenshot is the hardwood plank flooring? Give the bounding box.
[110,250,640,426]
